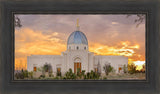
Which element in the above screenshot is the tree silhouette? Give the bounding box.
[127,14,145,27]
[14,16,22,27]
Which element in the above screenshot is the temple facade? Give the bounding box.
[27,20,128,76]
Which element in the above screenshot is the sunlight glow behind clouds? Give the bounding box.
[15,14,145,70]
[111,22,119,25]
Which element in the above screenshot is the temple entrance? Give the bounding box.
[74,62,81,73]
[74,57,82,73]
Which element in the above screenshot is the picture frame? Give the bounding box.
[0,0,159,94]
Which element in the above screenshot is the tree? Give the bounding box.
[123,64,128,73]
[140,63,145,73]
[128,63,137,74]
[42,63,53,77]
[43,63,52,72]
[103,63,113,75]
[127,14,145,27]
[15,16,22,27]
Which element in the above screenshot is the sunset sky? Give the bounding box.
[15,14,145,70]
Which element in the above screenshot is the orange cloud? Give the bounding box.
[15,28,66,70]
[89,41,140,57]
[88,41,145,70]
[15,28,145,70]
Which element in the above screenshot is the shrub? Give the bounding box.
[28,71,33,79]
[128,64,137,74]
[57,72,61,77]
[123,65,128,73]
[54,76,59,80]
[103,64,113,75]
[39,75,45,78]
[103,77,107,80]
[65,68,77,79]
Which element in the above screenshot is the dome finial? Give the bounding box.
[76,18,80,30]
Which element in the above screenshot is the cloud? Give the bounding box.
[89,41,141,57]
[111,22,119,25]
[15,14,145,70]
[15,28,66,69]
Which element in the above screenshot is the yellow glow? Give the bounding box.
[133,61,145,70]
[89,41,140,57]
[15,28,145,71]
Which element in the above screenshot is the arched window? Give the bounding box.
[84,47,86,50]
[77,46,79,50]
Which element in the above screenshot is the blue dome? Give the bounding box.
[67,31,88,45]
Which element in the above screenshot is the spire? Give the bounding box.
[76,18,80,31]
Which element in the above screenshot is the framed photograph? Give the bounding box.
[0,0,159,94]
[14,14,146,81]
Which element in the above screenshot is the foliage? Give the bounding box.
[54,76,60,80]
[128,63,137,74]
[128,63,146,74]
[39,75,45,79]
[103,64,113,75]
[128,63,145,74]
[103,76,107,80]
[65,68,77,79]
[28,71,33,79]
[57,72,61,77]
[141,64,145,73]
[127,14,145,27]
[15,69,28,79]
[15,16,22,27]
[15,72,23,79]
[43,63,52,72]
[84,70,100,80]
[123,65,128,73]
[42,63,53,77]
[37,67,42,72]
[63,68,100,80]
[81,70,85,76]
[22,70,29,78]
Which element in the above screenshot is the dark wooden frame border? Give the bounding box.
[0,0,159,94]
[11,12,148,83]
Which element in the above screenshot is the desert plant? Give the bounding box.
[43,63,53,72]
[86,72,91,79]
[23,70,29,78]
[28,71,33,79]
[39,75,45,79]
[65,68,77,79]
[81,70,85,79]
[15,73,21,79]
[128,63,137,74]
[103,76,107,80]
[77,68,81,75]
[57,72,61,77]
[140,64,145,73]
[54,76,59,80]
[103,64,113,75]
[123,65,128,73]
[90,70,94,79]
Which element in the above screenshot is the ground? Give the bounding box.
[106,73,145,80]
[14,72,146,80]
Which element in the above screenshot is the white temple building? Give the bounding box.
[27,20,128,76]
